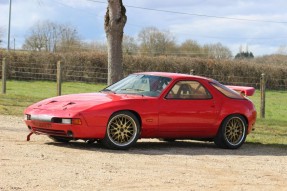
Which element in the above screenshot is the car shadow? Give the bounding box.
[45,139,287,157]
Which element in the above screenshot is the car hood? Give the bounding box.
[27,92,144,112]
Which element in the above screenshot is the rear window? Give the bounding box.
[211,82,244,99]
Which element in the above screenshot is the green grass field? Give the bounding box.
[0,80,106,115]
[0,80,286,146]
[247,90,287,146]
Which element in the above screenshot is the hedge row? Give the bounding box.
[0,50,286,89]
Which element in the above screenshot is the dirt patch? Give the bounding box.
[0,115,286,191]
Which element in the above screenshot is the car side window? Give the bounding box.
[166,80,212,99]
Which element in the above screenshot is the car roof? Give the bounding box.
[134,72,213,81]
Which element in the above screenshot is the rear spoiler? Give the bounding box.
[226,85,255,96]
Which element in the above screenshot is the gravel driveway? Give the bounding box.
[0,115,286,191]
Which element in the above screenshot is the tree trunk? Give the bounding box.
[105,0,127,85]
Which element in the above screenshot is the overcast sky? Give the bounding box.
[1,0,287,56]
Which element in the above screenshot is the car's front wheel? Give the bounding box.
[214,115,247,149]
[102,111,140,150]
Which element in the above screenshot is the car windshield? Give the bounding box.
[102,74,172,97]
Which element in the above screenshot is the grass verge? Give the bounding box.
[247,90,287,146]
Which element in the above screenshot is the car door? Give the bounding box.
[158,80,220,136]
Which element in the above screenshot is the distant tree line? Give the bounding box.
[124,27,233,59]
[21,21,252,59]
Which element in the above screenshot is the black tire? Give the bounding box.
[102,111,140,150]
[214,114,247,149]
[49,136,71,143]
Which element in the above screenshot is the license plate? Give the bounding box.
[32,121,52,128]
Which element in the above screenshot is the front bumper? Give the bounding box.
[24,115,105,139]
[25,119,83,138]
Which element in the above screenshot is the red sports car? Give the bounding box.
[24,72,256,150]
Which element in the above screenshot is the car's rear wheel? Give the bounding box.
[214,115,247,149]
[49,135,71,143]
[102,111,140,150]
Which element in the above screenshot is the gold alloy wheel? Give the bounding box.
[224,117,246,145]
[107,114,138,147]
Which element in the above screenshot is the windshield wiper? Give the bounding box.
[120,88,145,92]
[100,89,116,94]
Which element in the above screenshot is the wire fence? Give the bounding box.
[1,61,108,83]
[0,57,286,117]
[1,58,287,89]
[1,58,287,91]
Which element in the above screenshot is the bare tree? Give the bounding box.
[57,24,81,52]
[22,21,80,52]
[22,35,46,51]
[22,21,55,51]
[179,39,202,57]
[105,0,127,85]
[138,27,176,56]
[123,35,138,55]
[203,43,232,59]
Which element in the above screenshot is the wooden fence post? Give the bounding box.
[260,73,266,118]
[57,61,62,96]
[2,58,7,94]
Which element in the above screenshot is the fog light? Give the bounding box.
[67,131,73,137]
